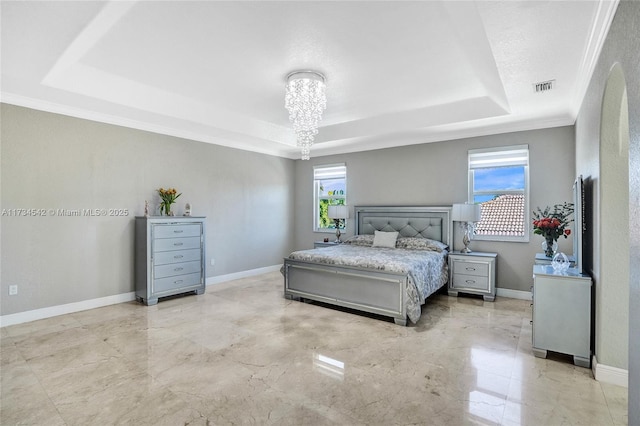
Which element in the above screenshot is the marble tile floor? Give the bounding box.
[1,271,628,425]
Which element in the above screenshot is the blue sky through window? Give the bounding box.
[474,166,525,192]
[473,166,525,203]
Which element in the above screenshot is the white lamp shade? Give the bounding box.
[452,203,481,222]
[328,205,350,219]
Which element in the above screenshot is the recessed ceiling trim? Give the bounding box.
[42,1,136,86]
[570,0,620,116]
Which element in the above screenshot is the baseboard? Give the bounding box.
[496,288,532,300]
[206,264,281,286]
[592,355,629,387]
[0,292,136,328]
[1,264,283,328]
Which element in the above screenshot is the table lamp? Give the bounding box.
[452,203,482,253]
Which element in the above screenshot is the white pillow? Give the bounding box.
[372,230,399,248]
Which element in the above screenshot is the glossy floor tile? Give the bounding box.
[1,271,628,425]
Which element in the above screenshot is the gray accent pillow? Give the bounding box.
[396,237,448,252]
[343,234,375,246]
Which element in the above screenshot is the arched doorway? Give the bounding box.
[596,63,630,375]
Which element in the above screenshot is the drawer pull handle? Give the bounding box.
[174,280,183,284]
[174,267,184,271]
[174,243,183,246]
[465,267,476,271]
[465,280,476,284]
[174,230,184,233]
[174,255,183,259]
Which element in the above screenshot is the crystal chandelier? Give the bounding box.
[284,71,327,160]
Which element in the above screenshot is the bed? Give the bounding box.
[283,206,452,326]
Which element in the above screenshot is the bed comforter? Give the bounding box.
[286,245,448,323]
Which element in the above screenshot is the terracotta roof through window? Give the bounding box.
[475,194,525,237]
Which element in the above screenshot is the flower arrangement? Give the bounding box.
[158,187,181,216]
[532,202,574,257]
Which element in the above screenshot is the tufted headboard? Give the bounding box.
[354,206,453,248]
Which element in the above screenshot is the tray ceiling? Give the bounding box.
[1,1,618,159]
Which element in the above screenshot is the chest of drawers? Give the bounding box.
[135,217,206,305]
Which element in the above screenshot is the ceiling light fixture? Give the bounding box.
[284,71,327,160]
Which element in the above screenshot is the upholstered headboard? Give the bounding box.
[354,206,452,247]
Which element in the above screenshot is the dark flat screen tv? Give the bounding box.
[573,176,584,273]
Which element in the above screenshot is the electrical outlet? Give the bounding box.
[9,285,18,296]
[210,258,215,266]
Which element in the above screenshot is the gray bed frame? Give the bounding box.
[283,206,452,326]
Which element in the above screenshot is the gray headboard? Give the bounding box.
[355,206,453,248]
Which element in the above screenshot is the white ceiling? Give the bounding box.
[1,1,618,159]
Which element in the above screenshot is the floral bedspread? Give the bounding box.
[286,245,448,323]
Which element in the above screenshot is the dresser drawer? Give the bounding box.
[154,248,201,266]
[154,260,202,279]
[153,236,201,252]
[453,260,488,277]
[153,272,202,294]
[452,273,489,291]
[153,224,202,239]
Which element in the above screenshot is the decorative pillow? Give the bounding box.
[396,237,449,252]
[343,234,375,247]
[372,230,399,248]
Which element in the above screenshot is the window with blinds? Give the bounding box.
[314,164,347,232]
[468,146,529,241]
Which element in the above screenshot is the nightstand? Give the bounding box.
[314,241,340,248]
[448,251,498,301]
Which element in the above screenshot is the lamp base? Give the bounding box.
[460,223,473,253]
[334,219,342,243]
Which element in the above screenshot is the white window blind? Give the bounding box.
[468,146,529,169]
[314,164,346,180]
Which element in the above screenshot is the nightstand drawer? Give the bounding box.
[453,260,488,277]
[452,273,489,291]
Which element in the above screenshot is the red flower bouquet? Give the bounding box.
[533,202,574,257]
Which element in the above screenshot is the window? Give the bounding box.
[468,145,529,241]
[314,164,346,232]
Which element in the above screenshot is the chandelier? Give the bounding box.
[284,71,327,160]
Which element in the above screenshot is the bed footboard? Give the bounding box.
[283,258,408,325]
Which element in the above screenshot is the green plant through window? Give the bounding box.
[314,164,346,232]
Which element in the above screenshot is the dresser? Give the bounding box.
[135,216,206,305]
[531,265,591,367]
[448,251,497,301]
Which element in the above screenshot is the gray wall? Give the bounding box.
[294,126,575,293]
[575,0,639,420]
[1,104,295,316]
